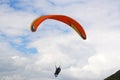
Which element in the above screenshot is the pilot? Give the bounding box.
[54,66,61,77]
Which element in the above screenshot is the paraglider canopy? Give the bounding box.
[31,15,87,40]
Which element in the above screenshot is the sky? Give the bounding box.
[0,0,120,80]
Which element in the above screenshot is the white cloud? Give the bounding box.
[0,4,37,37]
[0,0,120,80]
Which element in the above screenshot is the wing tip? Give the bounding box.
[30,25,36,32]
[82,35,87,40]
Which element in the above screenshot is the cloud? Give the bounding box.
[0,5,36,36]
[0,0,120,80]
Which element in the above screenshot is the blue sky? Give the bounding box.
[0,0,120,80]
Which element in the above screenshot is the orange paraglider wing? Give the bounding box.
[30,15,86,40]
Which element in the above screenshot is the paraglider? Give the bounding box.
[54,65,61,77]
[30,15,87,40]
[30,14,87,77]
